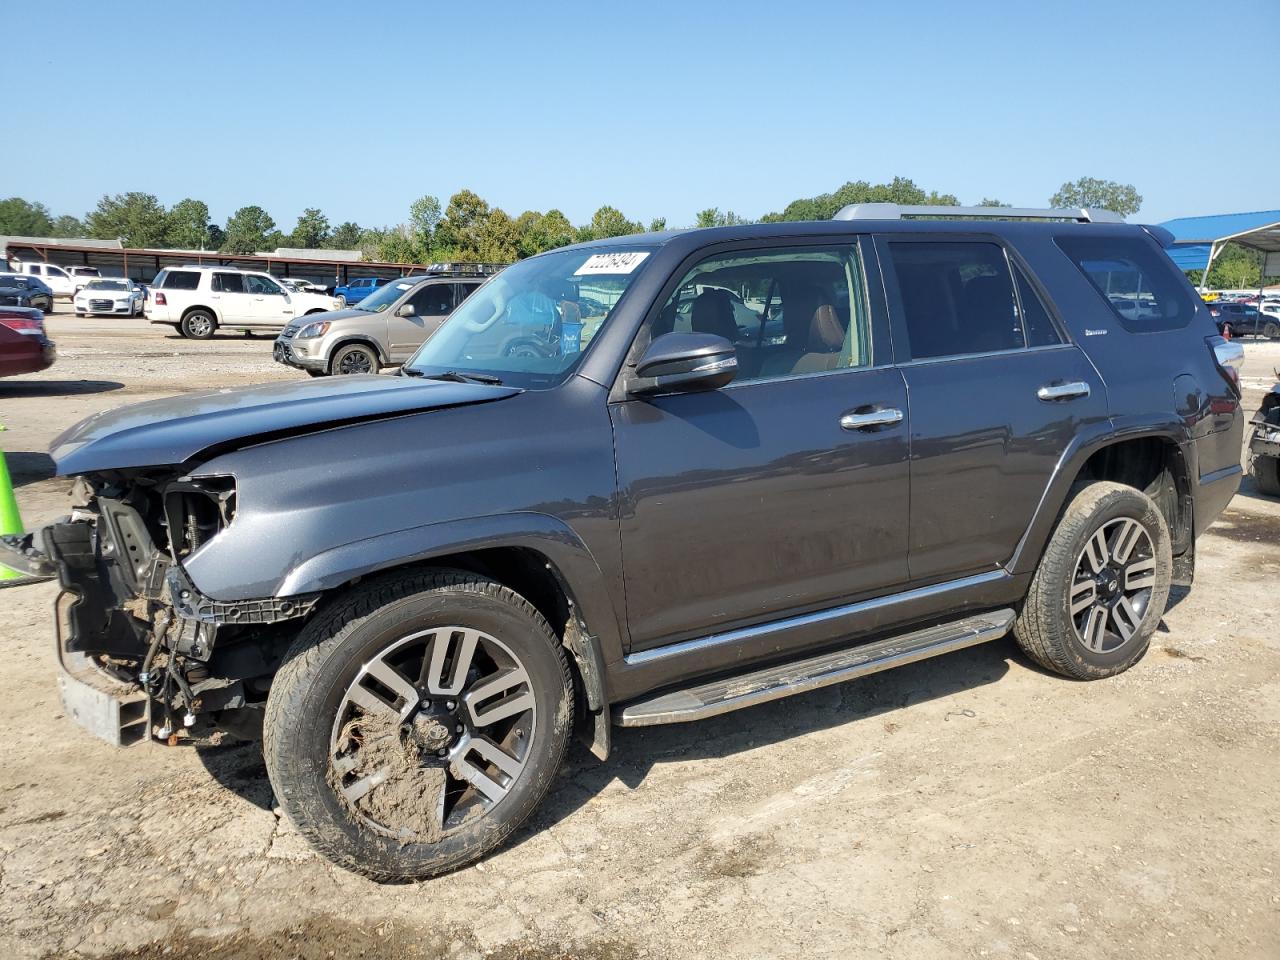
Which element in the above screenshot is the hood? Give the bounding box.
[50,375,521,475]
[284,306,369,328]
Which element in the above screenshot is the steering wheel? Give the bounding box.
[502,335,556,359]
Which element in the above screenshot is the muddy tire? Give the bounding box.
[263,569,574,881]
[1014,481,1171,680]
[1252,454,1280,497]
[180,310,216,340]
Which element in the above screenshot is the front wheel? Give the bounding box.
[335,294,347,308]
[331,342,379,375]
[180,310,216,340]
[1014,481,1171,680]
[263,570,574,880]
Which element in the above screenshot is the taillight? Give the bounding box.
[155,291,167,305]
[0,314,44,336]
[1208,335,1244,392]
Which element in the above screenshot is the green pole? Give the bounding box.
[0,427,24,581]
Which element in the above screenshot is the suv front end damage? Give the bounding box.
[33,470,318,746]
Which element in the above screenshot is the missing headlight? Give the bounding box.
[162,476,236,560]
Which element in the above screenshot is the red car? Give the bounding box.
[0,307,56,377]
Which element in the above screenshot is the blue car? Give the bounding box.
[332,276,386,306]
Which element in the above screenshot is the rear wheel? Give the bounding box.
[1264,321,1279,339]
[1014,481,1171,679]
[263,569,574,880]
[1252,453,1280,497]
[180,310,216,340]
[331,342,379,375]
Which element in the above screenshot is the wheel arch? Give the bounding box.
[1009,420,1193,577]
[180,303,220,325]
[327,335,390,366]
[275,512,623,755]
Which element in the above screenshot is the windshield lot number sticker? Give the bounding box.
[574,252,649,275]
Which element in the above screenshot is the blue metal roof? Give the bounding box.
[1159,210,1280,271]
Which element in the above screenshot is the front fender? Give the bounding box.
[276,511,626,664]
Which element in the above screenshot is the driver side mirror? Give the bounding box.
[396,303,416,318]
[628,332,737,396]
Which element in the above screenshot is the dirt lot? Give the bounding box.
[1,310,1278,960]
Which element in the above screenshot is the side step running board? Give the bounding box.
[614,608,1015,727]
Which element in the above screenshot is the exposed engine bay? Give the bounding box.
[39,469,317,746]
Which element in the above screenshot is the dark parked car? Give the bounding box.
[0,273,55,313]
[1208,301,1279,338]
[0,307,56,376]
[6,206,1244,881]
[1249,375,1280,496]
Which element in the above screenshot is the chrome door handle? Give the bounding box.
[840,408,904,431]
[1037,381,1090,402]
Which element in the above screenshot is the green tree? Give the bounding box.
[86,192,168,247]
[694,208,749,228]
[762,177,959,222]
[978,198,1011,207]
[0,197,54,236]
[50,214,85,238]
[515,209,576,257]
[326,221,363,250]
[164,198,213,249]
[408,195,443,256]
[588,205,643,239]
[1049,177,1142,217]
[434,189,492,258]
[221,205,276,254]
[648,217,667,232]
[289,207,330,248]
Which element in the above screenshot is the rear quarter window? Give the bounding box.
[1055,235,1195,333]
[159,270,201,291]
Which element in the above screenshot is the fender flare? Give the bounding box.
[325,334,391,365]
[275,511,627,666]
[1007,415,1193,576]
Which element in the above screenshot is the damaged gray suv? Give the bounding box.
[5,205,1245,880]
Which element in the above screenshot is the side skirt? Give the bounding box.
[614,608,1014,727]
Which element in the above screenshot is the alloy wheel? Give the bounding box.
[329,626,536,841]
[1068,517,1157,653]
[338,350,374,374]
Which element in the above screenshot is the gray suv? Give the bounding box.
[7,205,1245,882]
[273,268,494,376]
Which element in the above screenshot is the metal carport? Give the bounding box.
[1158,210,1280,291]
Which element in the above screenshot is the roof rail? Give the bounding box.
[832,203,1124,224]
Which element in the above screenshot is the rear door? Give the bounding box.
[609,238,911,653]
[875,236,1108,583]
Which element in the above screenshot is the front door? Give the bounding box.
[387,281,455,361]
[609,240,911,653]
[210,271,254,323]
[876,236,1109,583]
[243,274,293,330]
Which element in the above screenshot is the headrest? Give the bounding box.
[691,289,738,341]
[809,304,844,351]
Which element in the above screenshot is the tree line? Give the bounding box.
[20,176,1254,278]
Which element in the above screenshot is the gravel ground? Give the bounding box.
[1,313,1278,960]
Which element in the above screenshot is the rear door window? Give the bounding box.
[1013,266,1063,347]
[885,241,1025,360]
[213,272,245,293]
[1055,235,1195,332]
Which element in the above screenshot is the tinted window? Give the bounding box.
[458,282,481,302]
[1056,235,1195,333]
[888,241,1023,359]
[213,272,245,293]
[1014,266,1062,347]
[408,283,454,315]
[161,270,200,290]
[655,245,871,384]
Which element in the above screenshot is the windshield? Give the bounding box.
[403,246,654,388]
[355,279,417,312]
[86,279,129,291]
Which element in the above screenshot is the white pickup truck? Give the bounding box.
[145,265,339,339]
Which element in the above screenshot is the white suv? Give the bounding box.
[11,261,78,298]
[145,266,339,339]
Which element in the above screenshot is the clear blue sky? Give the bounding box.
[4,0,1276,231]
